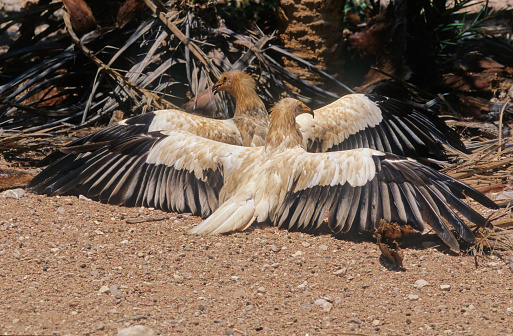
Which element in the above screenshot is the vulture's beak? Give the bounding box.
[212,80,223,94]
[297,101,314,118]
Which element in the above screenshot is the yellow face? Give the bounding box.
[213,72,233,93]
[295,100,313,117]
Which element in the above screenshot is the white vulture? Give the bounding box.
[29,98,497,252]
[39,70,467,167]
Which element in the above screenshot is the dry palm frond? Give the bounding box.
[0,0,352,153]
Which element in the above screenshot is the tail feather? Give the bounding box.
[189,196,256,235]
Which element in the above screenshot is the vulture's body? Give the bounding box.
[40,70,467,167]
[30,98,497,252]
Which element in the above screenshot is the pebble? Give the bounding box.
[314,298,327,306]
[415,279,429,289]
[408,294,419,301]
[321,301,333,312]
[301,242,310,248]
[333,267,347,276]
[300,303,312,309]
[2,188,25,199]
[256,287,266,294]
[347,318,362,324]
[297,281,308,289]
[440,285,451,291]
[292,251,303,257]
[270,245,280,252]
[173,274,184,283]
[95,230,104,235]
[99,286,110,294]
[117,325,156,336]
[318,244,328,251]
[109,285,121,296]
[372,320,380,326]
[56,207,66,214]
[79,195,92,201]
[233,288,246,299]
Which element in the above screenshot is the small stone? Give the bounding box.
[292,251,303,257]
[109,285,121,296]
[120,240,129,244]
[347,318,362,324]
[415,279,429,289]
[117,325,156,336]
[321,301,333,312]
[12,318,20,324]
[256,287,266,294]
[173,274,184,283]
[440,285,451,291]
[408,294,419,301]
[233,288,246,299]
[372,320,380,326]
[95,229,104,235]
[318,244,329,251]
[97,324,105,331]
[99,286,110,294]
[231,276,239,281]
[270,245,280,252]
[314,298,327,306]
[297,281,308,289]
[131,315,147,321]
[2,188,25,199]
[301,242,310,247]
[333,267,347,276]
[71,311,78,315]
[300,303,312,309]
[56,207,66,214]
[79,195,92,201]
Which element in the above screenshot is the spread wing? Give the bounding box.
[297,94,468,163]
[29,130,256,218]
[273,148,496,252]
[38,109,244,166]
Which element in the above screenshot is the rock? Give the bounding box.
[56,207,66,214]
[95,230,104,235]
[408,294,419,301]
[415,279,429,289]
[318,244,329,251]
[3,188,25,199]
[347,318,362,324]
[321,301,333,312]
[301,242,310,247]
[99,286,110,294]
[292,251,303,257]
[109,285,121,296]
[117,325,155,336]
[173,274,184,283]
[297,281,308,289]
[372,319,380,326]
[333,267,347,276]
[233,288,246,299]
[440,285,451,291]
[314,298,327,305]
[256,287,266,294]
[270,244,280,252]
[300,303,312,309]
[79,195,92,201]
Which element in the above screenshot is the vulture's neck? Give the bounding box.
[230,78,267,120]
[265,108,303,152]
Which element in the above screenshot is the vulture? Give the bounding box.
[39,70,467,166]
[29,98,497,252]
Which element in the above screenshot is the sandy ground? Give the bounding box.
[1,164,513,335]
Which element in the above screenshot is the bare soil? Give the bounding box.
[1,161,513,336]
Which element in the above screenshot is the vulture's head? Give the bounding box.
[213,70,256,97]
[270,98,313,119]
[266,98,313,150]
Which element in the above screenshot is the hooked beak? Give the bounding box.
[212,80,223,94]
[297,101,314,118]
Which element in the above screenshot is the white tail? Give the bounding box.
[189,195,256,235]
